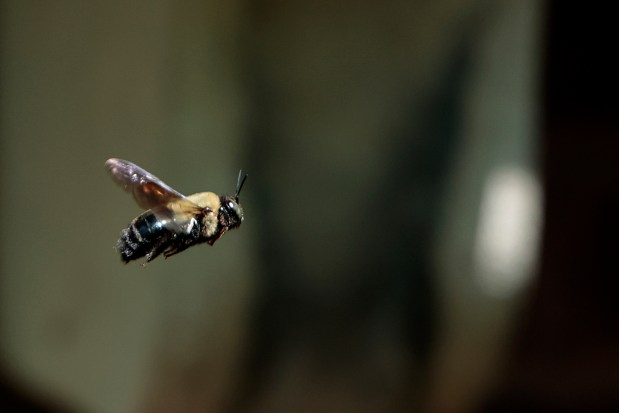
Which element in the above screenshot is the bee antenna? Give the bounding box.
[235,170,248,199]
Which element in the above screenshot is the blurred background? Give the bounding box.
[1,0,617,412]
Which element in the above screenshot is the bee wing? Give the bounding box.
[106,158,190,210]
[149,202,207,234]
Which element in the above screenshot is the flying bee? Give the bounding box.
[105,158,247,264]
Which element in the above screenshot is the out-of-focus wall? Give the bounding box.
[1,1,544,412]
[0,1,251,412]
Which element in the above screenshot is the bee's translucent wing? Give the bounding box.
[106,158,190,210]
[149,203,208,234]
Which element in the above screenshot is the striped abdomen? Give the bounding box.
[117,211,172,263]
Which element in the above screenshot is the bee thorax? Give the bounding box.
[199,212,218,238]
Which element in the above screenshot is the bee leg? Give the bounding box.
[206,228,227,246]
[163,243,189,259]
[143,238,169,264]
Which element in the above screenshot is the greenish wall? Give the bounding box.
[1,1,544,412]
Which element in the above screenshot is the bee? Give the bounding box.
[105,158,247,264]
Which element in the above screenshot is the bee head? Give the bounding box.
[218,171,247,230]
[219,196,244,229]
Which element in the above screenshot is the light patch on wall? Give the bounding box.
[474,166,542,297]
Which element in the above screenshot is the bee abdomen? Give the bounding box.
[117,212,170,263]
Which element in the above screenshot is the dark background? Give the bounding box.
[1,1,617,412]
[481,1,619,411]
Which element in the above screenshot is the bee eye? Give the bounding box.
[228,201,235,210]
